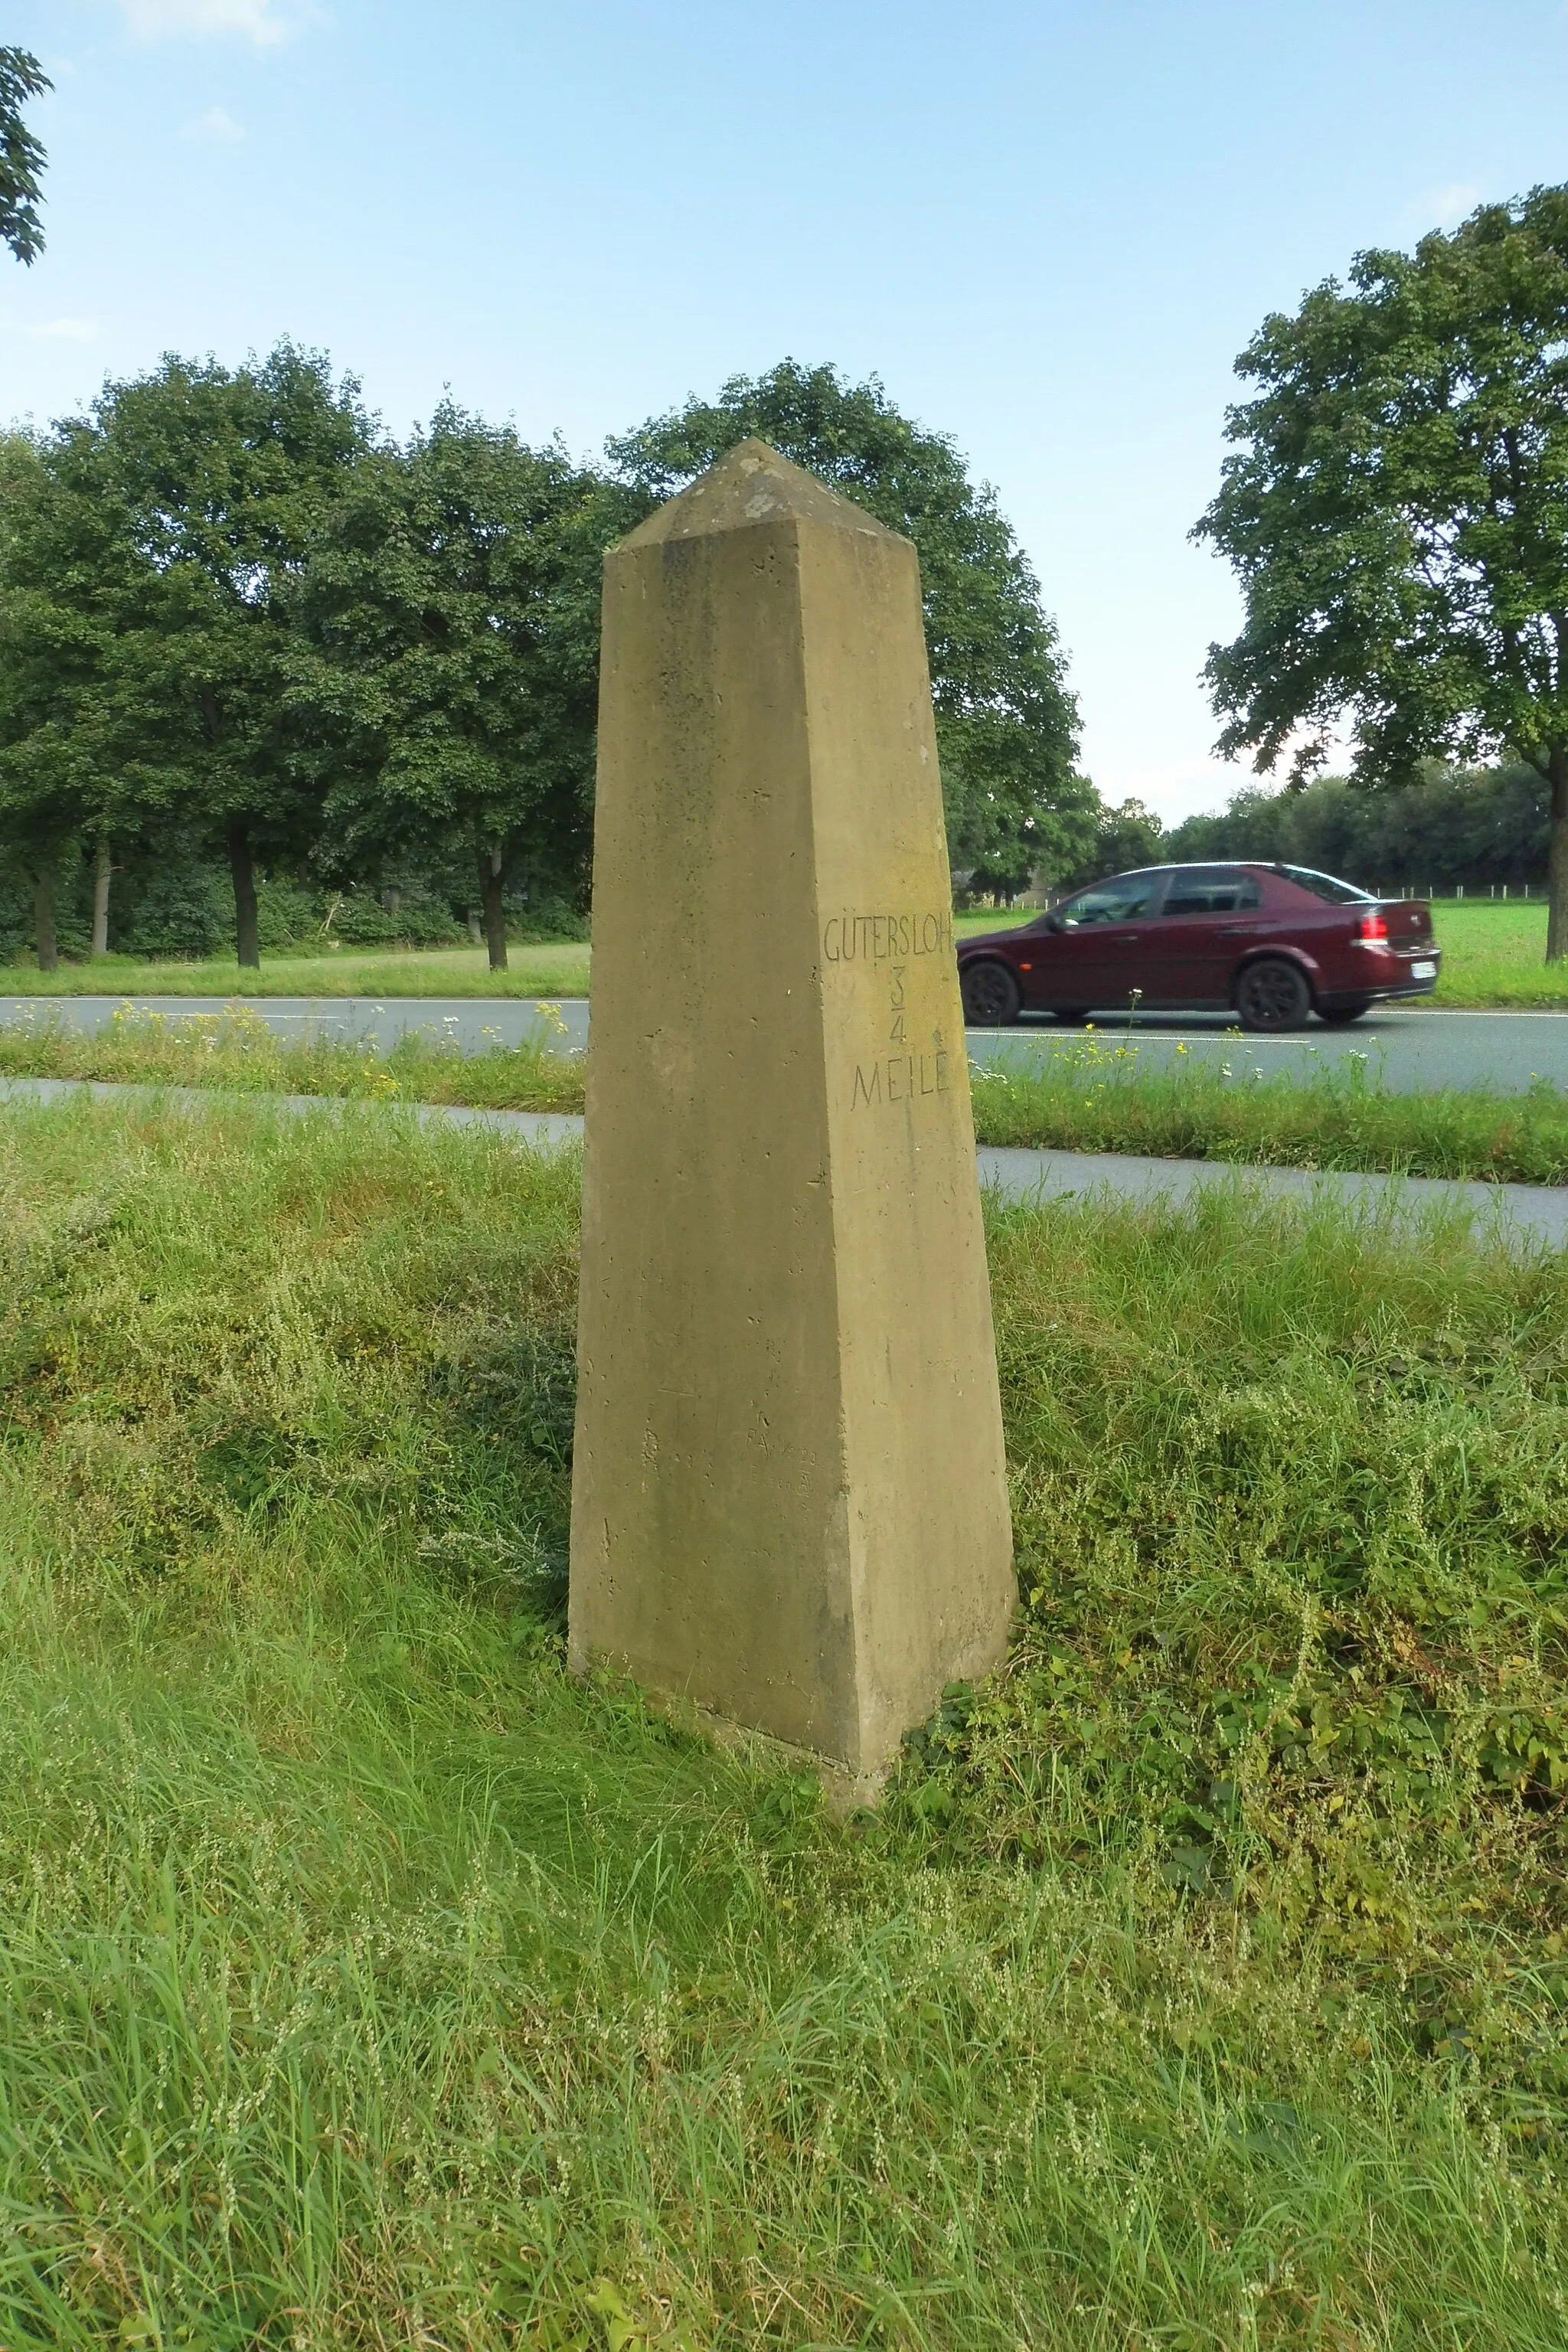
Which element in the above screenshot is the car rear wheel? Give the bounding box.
[961,959,1021,1027]
[1317,998,1371,1026]
[1234,956,1312,1032]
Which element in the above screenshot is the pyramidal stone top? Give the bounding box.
[622,436,903,548]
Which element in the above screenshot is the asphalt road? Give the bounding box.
[4,1074,1564,1247]
[3,993,1566,1093]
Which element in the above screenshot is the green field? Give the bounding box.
[0,895,1560,1007]
[0,941,594,1001]
[2,1098,1568,2344]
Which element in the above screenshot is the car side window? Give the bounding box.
[1163,870,1261,916]
[1057,876,1158,926]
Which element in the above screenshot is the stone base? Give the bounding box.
[636,1683,899,1818]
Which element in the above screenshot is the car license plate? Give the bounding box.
[1410,959,1436,979]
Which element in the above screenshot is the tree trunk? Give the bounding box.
[466,908,483,946]
[33,861,58,974]
[229,821,261,969]
[1550,745,1568,964]
[477,841,508,972]
[91,839,112,958]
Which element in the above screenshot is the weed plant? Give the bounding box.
[2,1099,1567,2344]
[970,1037,1568,1183]
[0,1004,589,1116]
[7,1008,1568,1184]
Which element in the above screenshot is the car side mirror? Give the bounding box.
[1043,910,1065,933]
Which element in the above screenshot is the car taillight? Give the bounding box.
[1357,911,1388,943]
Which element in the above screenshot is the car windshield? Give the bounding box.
[1278,864,1374,905]
[1055,874,1158,925]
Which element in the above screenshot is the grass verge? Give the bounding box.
[0,1004,590,1116]
[2,1098,1567,2344]
[0,941,593,1001]
[970,1036,1568,1183]
[6,1008,1568,1183]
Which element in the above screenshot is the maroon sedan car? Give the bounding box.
[958,863,1440,1032]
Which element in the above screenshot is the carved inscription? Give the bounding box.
[851,1050,950,1109]
[828,907,956,1112]
[822,910,953,965]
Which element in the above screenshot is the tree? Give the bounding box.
[299,407,619,969]
[1071,796,1165,887]
[1,47,49,266]
[1197,185,1568,961]
[10,347,374,965]
[609,360,1094,884]
[1165,763,1551,892]
[0,429,95,969]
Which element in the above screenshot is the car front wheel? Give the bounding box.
[961,959,1021,1027]
[1234,956,1312,1032]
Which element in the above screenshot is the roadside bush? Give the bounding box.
[118,861,234,959]
[253,877,319,951]
[0,867,34,963]
[512,891,589,942]
[325,887,465,949]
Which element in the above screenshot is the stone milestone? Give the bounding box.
[569,438,1014,1784]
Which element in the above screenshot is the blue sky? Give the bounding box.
[5,0,1567,821]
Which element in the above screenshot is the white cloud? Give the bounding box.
[1412,181,1482,231]
[117,0,292,45]
[184,103,246,141]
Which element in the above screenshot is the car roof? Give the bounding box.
[1089,862,1267,880]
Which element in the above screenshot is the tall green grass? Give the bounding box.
[970,1036,1568,1181]
[0,939,592,1000]
[6,1008,1568,1181]
[2,1100,1566,2344]
[0,1002,589,1115]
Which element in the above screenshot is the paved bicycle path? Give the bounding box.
[4,1074,1563,1250]
[3,993,1566,1093]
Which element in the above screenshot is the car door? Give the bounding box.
[1024,871,1167,1009]
[1142,867,1264,1004]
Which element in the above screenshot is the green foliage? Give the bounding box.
[1056,793,1166,889]
[1198,185,1568,959]
[0,346,374,968]
[1169,763,1551,890]
[610,358,1094,882]
[2,1104,1568,2341]
[0,47,49,265]
[5,351,1091,958]
[299,405,622,969]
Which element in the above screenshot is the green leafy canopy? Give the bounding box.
[0,46,49,266]
[610,359,1093,885]
[1197,185,1568,959]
